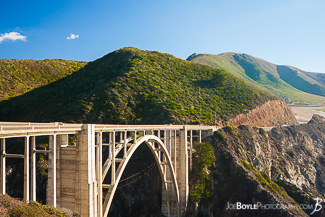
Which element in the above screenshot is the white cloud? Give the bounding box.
[0,32,27,43]
[67,33,79,40]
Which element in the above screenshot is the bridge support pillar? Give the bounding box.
[161,128,188,217]
[76,124,97,217]
[54,137,78,211]
[178,128,189,215]
[47,135,56,207]
[1,138,5,195]
[48,125,97,217]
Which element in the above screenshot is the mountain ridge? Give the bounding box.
[188,52,325,104]
[0,47,295,126]
[0,59,87,101]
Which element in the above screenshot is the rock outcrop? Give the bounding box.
[192,115,324,217]
[227,100,298,127]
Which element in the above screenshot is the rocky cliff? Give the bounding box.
[190,115,324,217]
[227,100,298,127]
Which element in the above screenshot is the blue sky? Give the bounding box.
[1,0,325,72]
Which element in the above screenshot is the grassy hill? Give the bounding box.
[0,47,277,125]
[276,65,325,96]
[0,59,87,101]
[188,53,325,105]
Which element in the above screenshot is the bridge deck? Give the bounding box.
[0,122,221,138]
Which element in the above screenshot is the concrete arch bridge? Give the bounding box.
[0,122,221,217]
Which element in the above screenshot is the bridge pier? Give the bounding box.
[178,128,189,215]
[31,136,36,201]
[47,135,56,207]
[47,125,97,217]
[74,124,97,216]
[161,128,190,217]
[96,132,103,217]
[52,140,78,210]
[0,138,5,195]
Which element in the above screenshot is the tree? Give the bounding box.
[190,142,215,202]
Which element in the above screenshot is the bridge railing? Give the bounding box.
[0,123,83,137]
[0,123,221,137]
[94,124,220,132]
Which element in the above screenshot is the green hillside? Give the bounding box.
[276,65,325,96]
[0,47,276,125]
[304,70,325,85]
[0,59,87,101]
[188,53,325,105]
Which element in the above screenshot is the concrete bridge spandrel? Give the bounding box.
[0,122,220,217]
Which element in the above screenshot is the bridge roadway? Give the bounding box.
[0,122,273,217]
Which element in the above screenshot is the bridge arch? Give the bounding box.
[102,135,180,217]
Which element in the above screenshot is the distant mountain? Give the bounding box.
[0,59,87,101]
[188,53,325,105]
[276,65,324,96]
[0,47,279,125]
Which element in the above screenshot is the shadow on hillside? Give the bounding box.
[193,77,226,89]
[0,62,90,122]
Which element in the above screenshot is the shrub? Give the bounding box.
[259,128,266,135]
[224,126,235,134]
[238,125,248,130]
[241,160,253,170]
[215,131,225,141]
[287,150,295,158]
[190,142,216,202]
[241,160,288,197]
[284,128,291,135]
[10,201,68,217]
